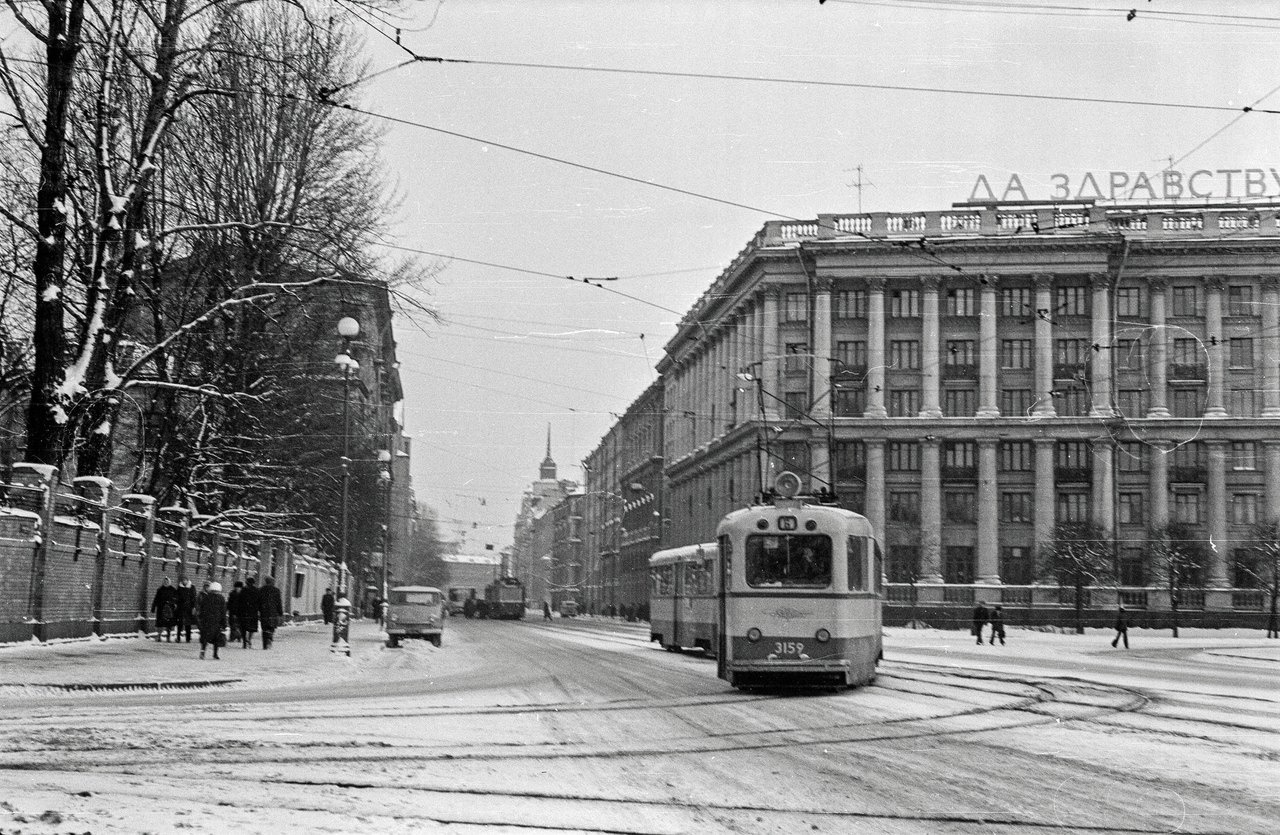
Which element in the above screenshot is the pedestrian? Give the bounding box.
[463,596,476,619]
[151,577,179,642]
[543,600,553,621]
[197,582,228,660]
[257,576,284,650]
[236,576,260,648]
[1111,605,1129,649]
[972,600,989,645]
[176,578,197,643]
[988,604,1006,646]
[321,588,335,625]
[1267,605,1278,640]
[227,581,244,644]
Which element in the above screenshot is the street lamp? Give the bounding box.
[377,447,392,600]
[334,316,359,652]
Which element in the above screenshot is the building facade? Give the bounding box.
[657,202,1280,615]
[510,428,578,608]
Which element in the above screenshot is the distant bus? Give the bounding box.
[483,576,526,619]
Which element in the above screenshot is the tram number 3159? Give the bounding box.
[774,641,805,656]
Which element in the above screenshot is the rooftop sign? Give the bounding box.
[970,169,1280,203]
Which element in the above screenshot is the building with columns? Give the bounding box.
[657,201,1280,615]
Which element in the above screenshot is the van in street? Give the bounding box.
[385,586,445,648]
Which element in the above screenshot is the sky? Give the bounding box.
[341,0,1280,550]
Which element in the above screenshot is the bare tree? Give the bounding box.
[1240,519,1280,638]
[1145,522,1208,638]
[1038,521,1114,635]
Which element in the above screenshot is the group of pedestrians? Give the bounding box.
[150,575,285,660]
[970,601,1006,645]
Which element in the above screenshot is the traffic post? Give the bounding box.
[330,595,351,656]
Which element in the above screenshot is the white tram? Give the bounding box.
[715,472,883,689]
[649,542,719,654]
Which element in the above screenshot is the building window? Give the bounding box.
[1232,441,1258,470]
[944,491,977,523]
[1000,492,1033,523]
[946,339,975,365]
[784,292,807,322]
[1056,441,1089,468]
[1056,385,1089,417]
[1000,441,1033,471]
[1055,285,1089,316]
[1116,286,1143,318]
[943,441,976,469]
[1056,338,1088,365]
[1171,442,1205,470]
[1000,286,1030,317]
[943,546,975,584]
[1228,284,1254,316]
[833,387,865,417]
[1171,338,1201,366]
[1173,491,1202,524]
[1116,389,1148,417]
[835,340,867,368]
[835,289,867,319]
[888,388,920,417]
[1232,493,1259,525]
[1116,339,1144,371]
[1231,389,1258,417]
[1119,548,1146,586]
[784,391,807,419]
[1001,546,1033,585]
[946,287,976,316]
[1118,493,1144,525]
[785,342,809,373]
[780,441,808,473]
[889,340,920,369]
[834,441,865,479]
[943,388,975,417]
[889,289,921,317]
[888,491,920,522]
[1000,339,1032,369]
[1229,338,1254,368]
[1000,388,1032,416]
[1171,285,1200,316]
[1171,388,1204,418]
[888,546,919,583]
[1117,442,1145,472]
[887,442,920,471]
[1056,492,1090,523]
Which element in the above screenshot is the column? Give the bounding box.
[761,288,781,421]
[1259,441,1280,529]
[1091,440,1115,537]
[919,276,943,418]
[713,329,725,438]
[1146,279,1171,417]
[977,276,1000,417]
[1261,277,1280,416]
[1148,441,1170,585]
[864,277,888,417]
[1206,441,1229,587]
[1204,278,1228,417]
[865,439,886,548]
[919,438,944,583]
[976,438,1000,583]
[1034,439,1056,547]
[811,278,833,420]
[1032,274,1057,416]
[1088,273,1113,417]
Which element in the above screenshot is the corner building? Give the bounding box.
[660,202,1280,613]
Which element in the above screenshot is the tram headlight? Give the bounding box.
[746,627,762,643]
[755,518,768,530]
[815,628,831,643]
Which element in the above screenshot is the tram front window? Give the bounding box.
[745,534,833,588]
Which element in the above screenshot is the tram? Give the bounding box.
[715,472,883,689]
[483,576,526,619]
[649,542,719,654]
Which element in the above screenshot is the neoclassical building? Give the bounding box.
[658,201,1280,611]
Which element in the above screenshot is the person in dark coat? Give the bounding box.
[175,579,197,643]
[257,576,285,649]
[972,600,989,645]
[321,588,335,625]
[227,581,244,643]
[543,600,553,621]
[236,577,260,648]
[1111,606,1129,649]
[197,582,228,660]
[988,604,1006,646]
[151,577,179,642]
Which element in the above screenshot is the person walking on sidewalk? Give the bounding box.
[176,578,197,643]
[197,582,228,660]
[235,577,260,648]
[257,576,284,649]
[988,604,1006,646]
[543,600,553,621]
[1111,606,1129,649]
[971,600,989,645]
[226,581,244,644]
[321,588,335,625]
[151,577,179,642]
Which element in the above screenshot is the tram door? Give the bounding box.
[716,535,729,680]
[671,557,683,647]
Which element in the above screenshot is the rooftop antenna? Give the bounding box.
[846,164,874,213]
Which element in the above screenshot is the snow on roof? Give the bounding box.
[441,553,502,565]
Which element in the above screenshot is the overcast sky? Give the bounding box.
[348,0,1280,549]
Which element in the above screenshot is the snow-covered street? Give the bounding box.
[1,618,1277,834]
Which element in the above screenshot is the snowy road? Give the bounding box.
[0,618,1277,834]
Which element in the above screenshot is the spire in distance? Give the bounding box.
[539,423,557,480]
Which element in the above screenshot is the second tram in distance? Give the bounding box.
[651,472,884,689]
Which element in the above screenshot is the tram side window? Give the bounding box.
[684,561,710,595]
[745,534,832,588]
[847,536,867,591]
[652,565,674,596]
[703,559,716,593]
[874,541,885,595]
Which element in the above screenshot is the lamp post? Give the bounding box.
[377,447,392,600]
[333,316,359,653]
